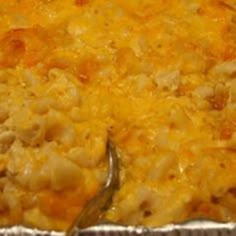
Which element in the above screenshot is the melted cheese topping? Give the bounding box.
[0,0,236,231]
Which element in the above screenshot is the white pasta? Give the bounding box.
[45,155,82,191]
[210,60,236,79]
[0,131,15,154]
[154,69,180,92]
[17,121,45,147]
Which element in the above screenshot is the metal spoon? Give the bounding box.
[67,139,119,236]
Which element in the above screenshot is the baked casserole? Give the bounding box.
[0,0,236,231]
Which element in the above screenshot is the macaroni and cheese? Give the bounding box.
[0,0,236,230]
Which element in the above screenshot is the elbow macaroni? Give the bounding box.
[0,0,236,231]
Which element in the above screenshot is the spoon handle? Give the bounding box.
[67,140,119,235]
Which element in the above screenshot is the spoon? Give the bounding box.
[67,139,119,236]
